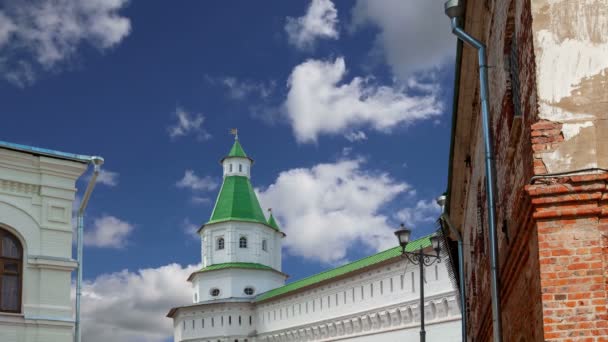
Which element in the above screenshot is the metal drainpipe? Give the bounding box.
[75,156,104,342]
[437,195,467,342]
[445,1,503,341]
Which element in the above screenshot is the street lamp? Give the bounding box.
[394,224,441,342]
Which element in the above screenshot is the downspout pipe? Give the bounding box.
[444,1,503,341]
[437,195,467,342]
[75,156,104,342]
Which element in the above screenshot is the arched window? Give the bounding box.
[229,164,233,172]
[262,239,267,251]
[0,228,22,313]
[239,164,242,172]
[217,238,224,250]
[239,236,247,248]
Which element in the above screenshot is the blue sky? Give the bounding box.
[0,0,455,340]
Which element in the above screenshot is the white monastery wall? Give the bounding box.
[255,255,460,341]
[174,253,461,342]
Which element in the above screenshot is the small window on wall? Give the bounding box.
[239,236,247,248]
[194,293,198,302]
[217,238,225,250]
[239,164,242,172]
[244,287,255,296]
[262,240,267,251]
[210,288,220,297]
[229,164,233,172]
[0,228,22,313]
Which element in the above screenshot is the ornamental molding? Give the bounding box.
[0,179,40,196]
[525,173,608,219]
[258,292,460,342]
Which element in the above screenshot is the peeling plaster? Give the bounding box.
[561,122,593,140]
[535,30,608,105]
[532,0,608,173]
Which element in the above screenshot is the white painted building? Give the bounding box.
[0,142,97,342]
[168,139,462,341]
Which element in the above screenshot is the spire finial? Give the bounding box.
[230,128,238,140]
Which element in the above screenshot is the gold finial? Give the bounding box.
[229,128,238,140]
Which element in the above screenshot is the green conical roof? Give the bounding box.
[227,139,248,158]
[207,176,268,225]
[267,213,281,231]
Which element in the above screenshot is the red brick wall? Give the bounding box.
[528,175,608,340]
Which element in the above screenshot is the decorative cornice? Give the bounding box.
[525,173,608,219]
[257,292,460,342]
[0,179,40,196]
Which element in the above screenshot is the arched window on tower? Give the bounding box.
[0,228,22,313]
[262,239,267,252]
[239,164,242,172]
[239,236,247,248]
[229,164,233,172]
[217,237,225,250]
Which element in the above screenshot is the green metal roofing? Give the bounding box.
[207,176,276,229]
[227,139,248,158]
[267,213,281,231]
[255,235,432,302]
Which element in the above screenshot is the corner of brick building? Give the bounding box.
[450,0,608,340]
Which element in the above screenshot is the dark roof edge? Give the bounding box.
[445,30,465,216]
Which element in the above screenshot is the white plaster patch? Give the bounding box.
[561,121,593,140]
[538,102,595,122]
[535,30,608,104]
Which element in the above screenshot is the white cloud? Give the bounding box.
[351,0,454,79]
[0,0,131,86]
[168,107,211,140]
[207,76,276,100]
[285,0,339,50]
[94,169,119,186]
[285,57,442,143]
[176,170,218,192]
[395,199,441,228]
[84,215,134,248]
[257,159,409,264]
[344,131,367,142]
[0,12,16,49]
[79,263,198,342]
[181,218,200,240]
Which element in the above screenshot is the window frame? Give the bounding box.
[0,228,23,314]
[239,236,247,249]
[262,239,267,252]
[217,237,225,250]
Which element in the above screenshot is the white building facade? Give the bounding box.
[168,139,462,341]
[0,143,92,342]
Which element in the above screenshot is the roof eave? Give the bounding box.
[188,265,288,282]
[199,219,284,235]
[0,140,94,164]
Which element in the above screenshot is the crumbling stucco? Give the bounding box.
[531,0,608,172]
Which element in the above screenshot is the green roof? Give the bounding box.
[255,235,432,302]
[207,176,276,228]
[188,262,281,281]
[267,213,281,230]
[227,139,248,158]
